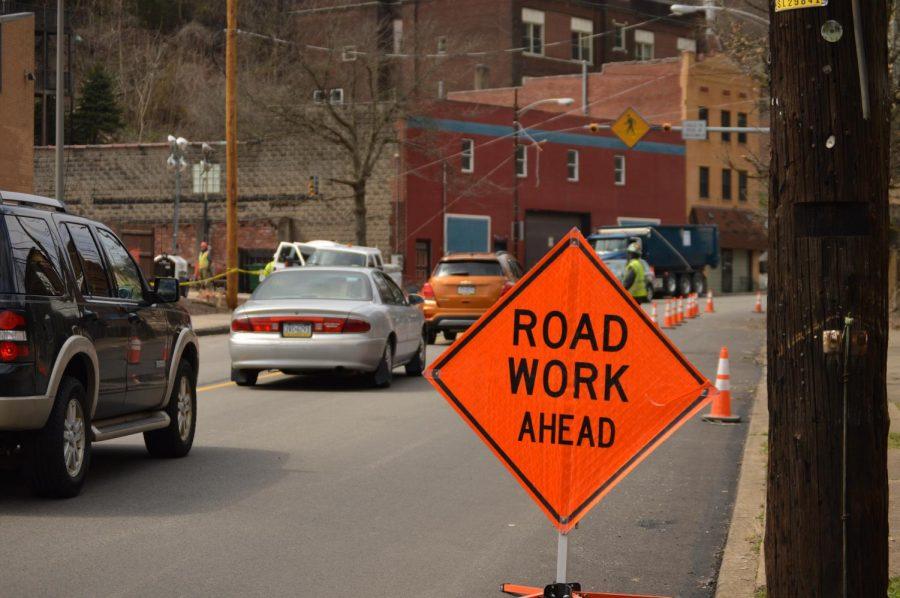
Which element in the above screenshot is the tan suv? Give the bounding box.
[421,252,523,343]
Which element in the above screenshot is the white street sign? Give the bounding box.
[681,120,707,141]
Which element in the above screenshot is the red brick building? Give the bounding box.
[399,100,686,281]
[292,0,702,99]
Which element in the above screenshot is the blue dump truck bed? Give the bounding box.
[588,225,719,271]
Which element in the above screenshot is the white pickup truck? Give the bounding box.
[272,241,403,287]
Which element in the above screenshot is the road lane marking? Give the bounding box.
[197,371,283,393]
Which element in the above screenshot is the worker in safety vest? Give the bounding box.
[259,260,276,282]
[621,241,649,304]
[195,241,212,292]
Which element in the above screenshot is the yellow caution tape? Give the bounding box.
[178,267,265,286]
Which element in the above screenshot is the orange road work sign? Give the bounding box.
[425,229,711,532]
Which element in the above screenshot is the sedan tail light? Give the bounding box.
[0,310,29,362]
[231,315,371,334]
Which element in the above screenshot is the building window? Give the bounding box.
[392,19,403,54]
[699,166,709,198]
[192,163,221,194]
[634,30,654,61]
[614,155,626,186]
[437,36,448,55]
[721,110,732,142]
[516,144,528,177]
[613,22,627,51]
[677,37,697,52]
[570,17,593,63]
[567,149,579,182]
[737,112,748,143]
[722,168,732,200]
[738,170,748,201]
[474,64,489,90]
[522,9,544,55]
[698,106,708,123]
[461,139,474,173]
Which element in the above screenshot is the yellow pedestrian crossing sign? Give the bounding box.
[611,107,650,149]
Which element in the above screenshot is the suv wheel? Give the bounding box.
[232,368,259,387]
[405,334,426,377]
[28,377,91,498]
[425,328,437,345]
[145,360,196,459]
[370,343,394,388]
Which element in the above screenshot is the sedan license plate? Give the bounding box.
[282,323,312,338]
[457,285,476,296]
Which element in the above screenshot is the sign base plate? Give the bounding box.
[500,582,669,598]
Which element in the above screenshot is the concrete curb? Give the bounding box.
[714,363,768,598]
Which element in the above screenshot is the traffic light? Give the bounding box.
[308,175,319,197]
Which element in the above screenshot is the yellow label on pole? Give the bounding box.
[611,108,650,149]
[775,0,827,12]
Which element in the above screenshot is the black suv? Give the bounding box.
[0,191,199,497]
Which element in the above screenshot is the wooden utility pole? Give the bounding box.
[766,2,890,596]
[225,0,238,309]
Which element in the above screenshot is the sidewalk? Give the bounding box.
[716,333,900,596]
[190,312,233,336]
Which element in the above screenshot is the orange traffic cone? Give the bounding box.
[688,294,697,318]
[693,294,701,317]
[754,291,764,313]
[663,300,674,328]
[704,347,741,423]
[650,301,658,326]
[677,297,684,324]
[706,290,715,313]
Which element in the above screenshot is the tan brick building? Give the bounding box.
[0,12,35,193]
[449,50,768,293]
[33,138,395,290]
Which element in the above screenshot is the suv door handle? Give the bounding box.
[128,312,141,324]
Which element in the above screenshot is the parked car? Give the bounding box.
[230,267,425,388]
[272,240,342,270]
[603,258,657,301]
[420,251,523,344]
[307,244,403,287]
[0,191,199,497]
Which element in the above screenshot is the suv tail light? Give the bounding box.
[421,282,435,300]
[231,316,371,334]
[0,310,29,362]
[500,281,515,296]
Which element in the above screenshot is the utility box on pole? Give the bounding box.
[766,2,890,596]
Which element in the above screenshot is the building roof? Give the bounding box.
[690,206,767,251]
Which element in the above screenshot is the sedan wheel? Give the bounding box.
[371,343,394,388]
[405,335,426,377]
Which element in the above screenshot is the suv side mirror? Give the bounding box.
[407,294,425,306]
[153,277,180,303]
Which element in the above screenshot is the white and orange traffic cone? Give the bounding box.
[754,291,764,313]
[704,347,741,423]
[677,297,684,324]
[705,290,715,313]
[650,301,658,326]
[688,294,698,318]
[663,300,674,328]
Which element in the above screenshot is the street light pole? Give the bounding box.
[511,95,575,261]
[225,0,239,309]
[167,135,189,255]
[54,0,64,202]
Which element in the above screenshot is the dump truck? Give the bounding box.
[588,225,719,297]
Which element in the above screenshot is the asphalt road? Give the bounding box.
[0,295,765,598]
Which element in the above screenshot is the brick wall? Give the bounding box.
[33,137,396,273]
[0,13,35,193]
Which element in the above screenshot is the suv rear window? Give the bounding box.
[0,217,14,293]
[433,260,503,277]
[3,214,66,296]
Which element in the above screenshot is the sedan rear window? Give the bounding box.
[253,270,373,301]
[433,260,502,277]
[307,249,367,267]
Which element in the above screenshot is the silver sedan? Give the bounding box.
[229,267,426,388]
